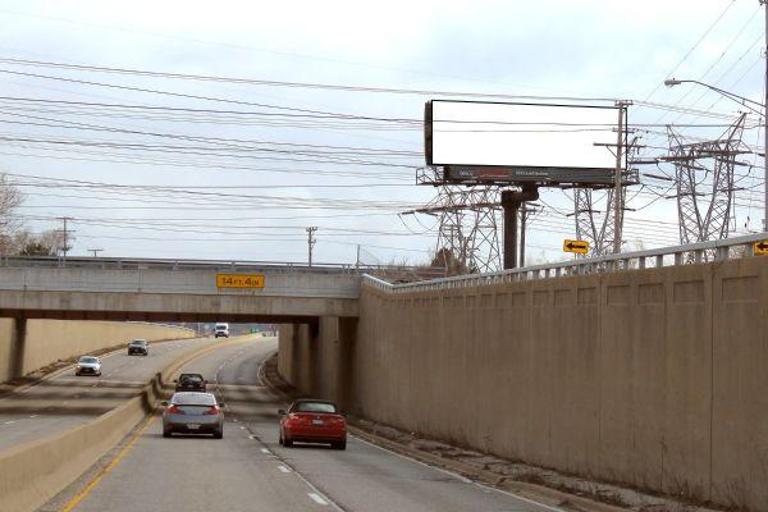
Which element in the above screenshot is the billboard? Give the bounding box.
[424,100,625,186]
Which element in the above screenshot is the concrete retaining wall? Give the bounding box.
[278,257,768,511]
[0,319,196,383]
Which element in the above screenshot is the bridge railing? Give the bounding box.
[363,232,768,293]
[0,255,443,276]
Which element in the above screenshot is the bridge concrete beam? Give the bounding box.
[0,290,358,321]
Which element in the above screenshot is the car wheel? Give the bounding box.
[332,440,347,450]
[283,436,293,447]
[163,429,172,438]
[213,429,223,439]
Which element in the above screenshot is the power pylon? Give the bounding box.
[573,188,622,257]
[573,105,638,257]
[403,186,501,273]
[666,113,748,248]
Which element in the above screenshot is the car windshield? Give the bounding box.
[293,402,337,414]
[79,357,98,364]
[172,393,216,406]
[180,375,203,384]
[130,340,147,345]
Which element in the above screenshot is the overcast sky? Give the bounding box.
[0,0,763,266]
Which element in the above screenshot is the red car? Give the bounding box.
[278,399,347,450]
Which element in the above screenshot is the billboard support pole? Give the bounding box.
[501,185,539,269]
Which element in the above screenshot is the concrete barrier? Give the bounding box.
[0,319,197,383]
[0,337,243,512]
[279,257,768,511]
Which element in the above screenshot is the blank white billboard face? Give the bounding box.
[428,101,619,169]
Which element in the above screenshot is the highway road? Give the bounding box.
[0,337,214,452]
[45,338,560,512]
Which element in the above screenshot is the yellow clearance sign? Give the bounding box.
[754,240,768,256]
[563,239,590,255]
[216,273,265,289]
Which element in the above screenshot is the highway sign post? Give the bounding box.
[216,273,265,289]
[563,239,590,255]
[753,240,768,256]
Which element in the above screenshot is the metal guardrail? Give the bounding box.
[363,232,768,293]
[0,255,441,275]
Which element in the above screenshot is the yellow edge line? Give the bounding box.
[60,415,157,512]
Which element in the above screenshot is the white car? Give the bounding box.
[214,323,230,338]
[75,356,102,376]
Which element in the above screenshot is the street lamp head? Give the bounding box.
[664,78,682,87]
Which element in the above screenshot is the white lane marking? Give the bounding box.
[278,465,291,473]
[352,436,565,512]
[240,426,246,430]
[260,447,270,453]
[308,493,329,506]
[4,420,16,425]
[29,414,38,418]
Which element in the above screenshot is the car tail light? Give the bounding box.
[167,405,183,415]
[287,413,304,424]
[204,406,220,415]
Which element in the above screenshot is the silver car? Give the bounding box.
[75,356,102,376]
[162,392,224,439]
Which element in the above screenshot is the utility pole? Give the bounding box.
[613,102,628,254]
[88,248,103,258]
[306,226,318,267]
[56,216,74,263]
[763,0,768,230]
[519,203,541,267]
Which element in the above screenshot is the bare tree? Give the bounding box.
[0,174,23,255]
[10,229,67,257]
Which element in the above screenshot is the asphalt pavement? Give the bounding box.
[0,337,215,452]
[45,337,561,512]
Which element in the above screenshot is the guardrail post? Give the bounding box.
[745,243,754,257]
[639,257,646,270]
[694,250,703,263]
[674,252,683,265]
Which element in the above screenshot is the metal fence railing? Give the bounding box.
[363,232,768,293]
[0,255,440,276]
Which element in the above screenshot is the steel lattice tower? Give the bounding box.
[573,188,624,257]
[667,114,747,248]
[406,186,501,273]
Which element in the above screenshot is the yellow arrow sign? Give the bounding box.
[754,241,768,256]
[216,273,265,289]
[563,239,590,255]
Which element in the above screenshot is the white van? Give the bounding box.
[214,323,230,338]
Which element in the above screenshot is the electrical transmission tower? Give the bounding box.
[666,113,748,248]
[573,188,623,257]
[573,104,639,256]
[403,186,501,273]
